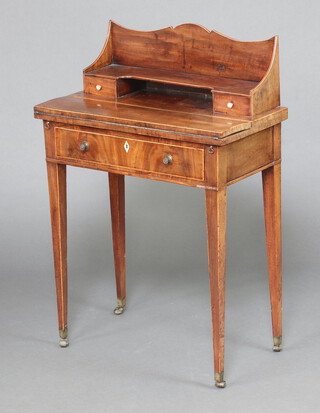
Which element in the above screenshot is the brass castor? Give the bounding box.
[273,336,282,352]
[59,338,69,348]
[215,372,226,388]
[113,298,126,315]
[59,328,69,348]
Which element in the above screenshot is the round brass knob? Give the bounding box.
[227,102,234,109]
[163,154,173,165]
[79,141,90,152]
[96,84,102,91]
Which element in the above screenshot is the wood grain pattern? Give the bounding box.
[84,64,257,95]
[46,162,68,333]
[55,127,204,181]
[251,38,280,115]
[109,173,126,302]
[35,23,287,386]
[117,89,213,114]
[262,163,282,340]
[204,145,228,188]
[226,128,273,182]
[34,93,252,141]
[213,92,251,116]
[110,22,274,82]
[273,123,281,160]
[43,121,55,157]
[205,188,227,376]
[225,160,280,188]
[221,109,287,146]
[83,76,117,99]
[83,22,280,117]
[47,156,206,190]
[35,96,287,146]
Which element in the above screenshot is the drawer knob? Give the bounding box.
[163,154,173,165]
[79,141,90,152]
[96,84,102,91]
[227,102,234,109]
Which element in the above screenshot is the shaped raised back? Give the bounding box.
[83,21,280,117]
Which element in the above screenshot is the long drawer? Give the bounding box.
[54,127,204,181]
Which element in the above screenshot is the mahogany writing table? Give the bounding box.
[34,22,288,388]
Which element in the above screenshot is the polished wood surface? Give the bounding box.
[83,22,279,116]
[262,163,282,341]
[252,40,280,116]
[84,64,257,96]
[213,92,251,117]
[225,128,274,182]
[46,162,68,335]
[34,93,287,144]
[35,22,287,387]
[205,188,227,380]
[55,126,204,181]
[35,92,253,140]
[100,22,274,81]
[109,173,126,304]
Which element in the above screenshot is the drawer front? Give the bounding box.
[55,128,204,181]
[213,92,251,116]
[84,75,117,98]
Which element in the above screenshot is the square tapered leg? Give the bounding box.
[262,163,282,351]
[109,172,126,315]
[46,162,68,347]
[205,188,227,388]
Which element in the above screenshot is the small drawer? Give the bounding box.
[213,92,251,116]
[54,128,204,181]
[83,75,117,98]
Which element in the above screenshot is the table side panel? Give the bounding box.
[226,127,274,183]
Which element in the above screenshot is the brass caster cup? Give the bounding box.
[215,380,226,389]
[273,336,282,352]
[113,298,126,315]
[114,306,125,315]
[215,372,226,388]
[59,328,68,348]
[59,338,69,348]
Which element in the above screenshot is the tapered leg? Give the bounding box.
[108,172,126,315]
[46,162,68,347]
[205,188,227,388]
[262,163,282,351]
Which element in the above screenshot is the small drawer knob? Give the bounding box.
[96,84,102,91]
[163,154,173,165]
[79,141,90,152]
[227,102,234,109]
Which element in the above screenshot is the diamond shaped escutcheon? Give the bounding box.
[124,141,130,153]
